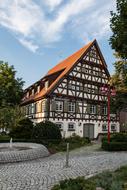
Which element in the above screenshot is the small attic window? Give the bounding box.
[37,85,40,93]
[26,91,29,98]
[32,89,34,95]
[45,80,49,90]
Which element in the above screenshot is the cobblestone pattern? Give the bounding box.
[0,144,127,190]
[0,143,49,163]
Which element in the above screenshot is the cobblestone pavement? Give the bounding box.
[0,143,127,190]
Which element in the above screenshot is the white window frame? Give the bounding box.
[68,102,75,112]
[56,101,63,111]
[111,124,116,131]
[90,105,96,114]
[56,123,63,131]
[102,124,107,131]
[68,123,75,131]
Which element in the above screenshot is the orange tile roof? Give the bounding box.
[21,39,109,104]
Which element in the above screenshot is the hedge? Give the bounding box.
[102,141,127,151]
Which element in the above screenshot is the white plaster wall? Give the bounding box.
[49,118,120,139]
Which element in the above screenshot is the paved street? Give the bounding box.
[0,144,127,190]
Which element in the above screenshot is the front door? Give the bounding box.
[83,123,94,139]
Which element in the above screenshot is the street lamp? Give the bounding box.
[100,85,116,143]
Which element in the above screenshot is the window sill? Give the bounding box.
[68,129,75,131]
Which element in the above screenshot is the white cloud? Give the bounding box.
[0,0,115,52]
[40,0,95,43]
[71,1,116,43]
[44,0,63,11]
[19,38,39,53]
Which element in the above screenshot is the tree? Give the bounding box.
[0,61,24,131]
[0,106,24,131]
[109,0,127,59]
[110,55,127,111]
[10,118,33,139]
[0,61,24,107]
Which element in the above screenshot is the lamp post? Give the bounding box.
[100,85,116,143]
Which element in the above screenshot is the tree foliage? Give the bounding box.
[0,106,24,130]
[32,121,62,140]
[10,118,33,139]
[0,61,24,107]
[109,0,127,59]
[0,61,24,130]
[110,55,127,111]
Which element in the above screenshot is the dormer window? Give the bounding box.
[26,91,29,98]
[32,89,34,95]
[37,85,40,93]
[45,81,49,90]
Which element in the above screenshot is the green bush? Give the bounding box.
[111,133,127,142]
[9,118,33,139]
[0,135,10,142]
[102,141,127,151]
[102,133,127,151]
[32,121,62,140]
[52,177,96,190]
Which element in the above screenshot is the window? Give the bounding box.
[68,102,75,112]
[31,103,36,114]
[111,125,116,131]
[68,123,75,131]
[42,101,45,112]
[102,124,107,131]
[56,101,63,111]
[45,81,49,90]
[56,123,63,131]
[68,84,75,90]
[32,89,34,95]
[76,86,80,91]
[26,91,29,98]
[102,106,107,115]
[90,105,96,114]
[37,86,40,93]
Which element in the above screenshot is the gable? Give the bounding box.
[51,41,109,97]
[22,39,110,104]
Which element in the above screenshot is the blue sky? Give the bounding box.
[0,0,116,88]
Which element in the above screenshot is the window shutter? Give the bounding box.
[86,104,90,113]
[76,102,80,113]
[51,100,56,111]
[96,105,98,114]
[38,102,42,112]
[64,99,68,112]
[80,86,83,91]
[84,87,88,92]
[100,105,103,115]
[95,89,98,94]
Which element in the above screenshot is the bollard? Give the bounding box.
[65,143,69,167]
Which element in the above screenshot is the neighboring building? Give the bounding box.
[21,40,119,139]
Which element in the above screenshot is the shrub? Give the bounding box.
[102,141,127,151]
[51,177,96,190]
[9,118,33,139]
[102,133,127,151]
[32,121,62,140]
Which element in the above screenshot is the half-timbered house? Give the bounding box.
[21,40,120,139]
